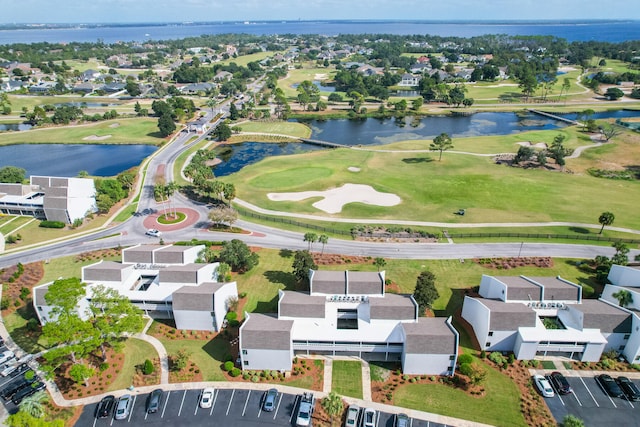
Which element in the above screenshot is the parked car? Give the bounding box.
[146,389,163,414]
[549,371,572,394]
[295,392,314,427]
[617,376,640,401]
[95,395,116,418]
[533,374,555,398]
[596,374,624,398]
[396,413,410,427]
[1,371,36,401]
[12,381,45,405]
[145,229,161,237]
[199,387,215,409]
[115,394,133,420]
[0,361,19,377]
[345,404,360,427]
[0,350,15,365]
[8,363,30,378]
[262,388,278,412]
[362,408,377,427]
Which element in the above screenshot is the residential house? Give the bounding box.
[240,270,458,374]
[399,73,421,87]
[462,274,633,362]
[33,244,238,332]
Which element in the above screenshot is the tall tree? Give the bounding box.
[598,211,615,234]
[292,250,317,285]
[413,270,440,315]
[0,166,26,183]
[318,235,329,254]
[219,239,259,272]
[303,232,318,251]
[321,392,343,427]
[430,133,454,161]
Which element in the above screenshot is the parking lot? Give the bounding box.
[545,374,640,427]
[75,388,455,427]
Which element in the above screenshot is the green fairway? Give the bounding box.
[235,121,312,138]
[224,129,640,231]
[0,118,163,145]
[332,360,363,399]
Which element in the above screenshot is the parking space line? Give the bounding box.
[194,396,199,416]
[273,392,283,420]
[625,398,635,409]
[290,395,300,423]
[578,376,599,407]
[127,395,136,423]
[92,415,98,427]
[604,391,617,408]
[110,414,114,426]
[161,391,170,418]
[571,390,582,407]
[375,410,380,427]
[547,378,566,407]
[242,390,251,416]
[226,389,235,416]
[409,417,413,427]
[210,390,218,416]
[178,390,187,416]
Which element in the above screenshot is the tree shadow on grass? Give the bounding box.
[436,288,467,318]
[202,334,231,364]
[9,304,47,354]
[263,270,297,290]
[402,157,434,164]
[279,248,294,258]
[569,227,590,234]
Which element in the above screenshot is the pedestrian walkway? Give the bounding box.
[323,357,332,393]
[134,318,169,385]
[361,360,372,401]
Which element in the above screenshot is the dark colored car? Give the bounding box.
[617,376,640,401]
[12,381,45,405]
[146,389,163,414]
[1,371,36,401]
[262,388,278,412]
[95,395,116,418]
[549,372,572,394]
[596,374,624,398]
[9,363,30,378]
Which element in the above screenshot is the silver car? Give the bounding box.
[345,404,360,426]
[114,394,132,420]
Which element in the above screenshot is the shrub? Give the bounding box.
[488,352,507,365]
[26,318,39,332]
[251,375,259,383]
[143,359,154,375]
[243,372,251,380]
[458,354,473,365]
[25,371,35,381]
[99,363,109,372]
[239,292,247,298]
[225,311,238,321]
[230,368,241,377]
[19,287,30,301]
[0,298,8,310]
[480,350,486,358]
[223,361,234,372]
[39,220,65,229]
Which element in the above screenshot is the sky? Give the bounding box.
[1,0,639,24]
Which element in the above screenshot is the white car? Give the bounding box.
[362,408,377,427]
[0,350,15,365]
[345,404,360,426]
[145,229,161,237]
[533,374,555,398]
[199,387,215,408]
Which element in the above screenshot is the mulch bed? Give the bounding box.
[222,357,324,391]
[312,253,377,265]
[169,360,204,384]
[0,261,44,315]
[473,256,553,269]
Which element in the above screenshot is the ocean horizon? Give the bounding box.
[0,19,638,44]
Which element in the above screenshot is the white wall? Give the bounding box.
[174,310,215,331]
[66,178,97,222]
[461,296,490,347]
[241,348,292,371]
[608,265,640,287]
[583,342,606,362]
[602,284,640,311]
[214,282,238,331]
[183,246,205,264]
[195,264,218,284]
[623,314,640,363]
[478,275,506,300]
[402,354,454,375]
[514,336,538,360]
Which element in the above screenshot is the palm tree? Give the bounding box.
[303,232,318,251]
[206,97,217,115]
[318,234,328,254]
[612,289,633,307]
[373,257,387,272]
[19,390,47,418]
[598,212,615,234]
[321,391,343,427]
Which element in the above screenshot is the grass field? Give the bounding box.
[0,118,163,146]
[158,335,228,382]
[331,361,363,399]
[235,121,312,139]
[107,338,159,391]
[224,125,640,231]
[278,66,337,99]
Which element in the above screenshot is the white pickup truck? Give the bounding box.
[295,392,314,427]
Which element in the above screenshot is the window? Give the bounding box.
[488,331,494,337]
[243,360,248,366]
[242,350,247,355]
[485,342,491,347]
[449,355,455,361]
[624,334,631,340]
[619,345,626,351]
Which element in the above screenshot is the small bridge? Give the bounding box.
[299,138,350,148]
[528,109,580,125]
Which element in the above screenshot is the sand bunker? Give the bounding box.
[109,122,121,128]
[267,183,401,214]
[83,135,112,141]
[314,73,328,80]
[517,141,548,149]
[348,167,361,172]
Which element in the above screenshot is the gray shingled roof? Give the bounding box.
[34,285,50,306]
[348,271,383,295]
[122,245,163,263]
[369,294,416,320]
[475,298,538,330]
[528,276,580,301]
[311,270,346,294]
[172,282,224,311]
[495,276,542,301]
[159,264,207,283]
[402,318,457,354]
[578,299,632,333]
[279,292,325,318]
[83,261,131,282]
[241,313,293,351]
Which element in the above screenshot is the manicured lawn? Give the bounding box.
[235,121,312,139]
[3,305,49,354]
[278,66,337,99]
[0,118,163,146]
[332,360,363,399]
[224,129,640,231]
[287,359,324,390]
[37,252,121,285]
[107,338,159,391]
[159,334,228,382]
